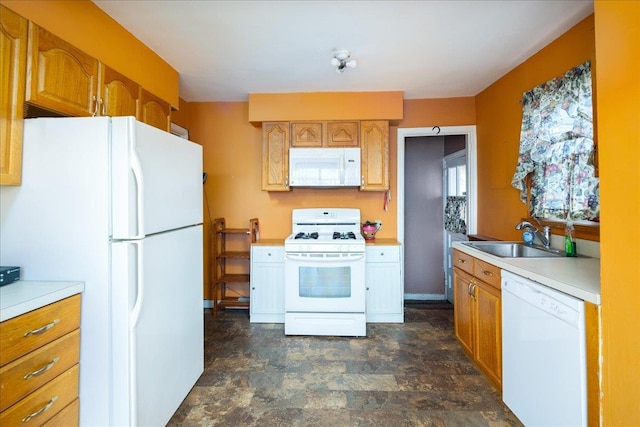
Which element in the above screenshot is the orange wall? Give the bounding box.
[594,1,640,425]
[187,98,475,293]
[474,15,595,241]
[0,0,179,107]
[248,92,404,122]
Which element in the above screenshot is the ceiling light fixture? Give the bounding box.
[331,49,357,74]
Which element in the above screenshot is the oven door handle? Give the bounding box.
[285,253,365,261]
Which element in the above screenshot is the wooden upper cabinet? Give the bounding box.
[26,23,99,117]
[139,88,170,131]
[291,122,322,147]
[262,122,290,191]
[327,121,359,147]
[0,5,28,186]
[360,120,389,191]
[99,64,139,118]
[291,121,359,147]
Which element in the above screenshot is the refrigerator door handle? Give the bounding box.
[129,239,144,427]
[129,126,145,240]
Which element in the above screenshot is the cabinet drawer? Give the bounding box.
[0,330,80,411]
[0,364,78,427]
[473,258,501,289]
[251,246,284,263]
[366,246,400,262]
[0,295,81,366]
[42,398,78,427]
[453,249,474,275]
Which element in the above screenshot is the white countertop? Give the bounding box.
[0,280,85,322]
[453,241,601,305]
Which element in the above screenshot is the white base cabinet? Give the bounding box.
[365,245,404,323]
[249,243,404,324]
[250,245,285,323]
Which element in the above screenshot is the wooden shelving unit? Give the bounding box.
[211,218,258,317]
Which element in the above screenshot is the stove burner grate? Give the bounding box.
[294,232,319,240]
[333,232,357,240]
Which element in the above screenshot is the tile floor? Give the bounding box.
[168,302,523,426]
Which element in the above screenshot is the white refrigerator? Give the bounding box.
[0,117,204,426]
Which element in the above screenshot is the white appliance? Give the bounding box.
[284,208,366,336]
[501,270,587,427]
[0,117,204,426]
[289,147,361,187]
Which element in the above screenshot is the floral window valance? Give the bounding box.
[444,196,467,234]
[511,61,599,222]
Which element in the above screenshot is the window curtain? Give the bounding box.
[444,196,467,234]
[511,61,599,221]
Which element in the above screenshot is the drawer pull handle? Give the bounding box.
[23,319,60,337]
[24,357,60,380]
[458,259,467,264]
[21,396,58,423]
[481,269,494,277]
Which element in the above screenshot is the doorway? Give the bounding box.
[397,126,477,302]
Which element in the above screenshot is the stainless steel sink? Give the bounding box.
[462,242,564,258]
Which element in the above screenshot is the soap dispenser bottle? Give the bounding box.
[564,220,577,257]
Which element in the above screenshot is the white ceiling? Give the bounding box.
[92,0,593,102]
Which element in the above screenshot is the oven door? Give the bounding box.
[284,252,365,313]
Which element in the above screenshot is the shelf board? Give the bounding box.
[217,228,250,235]
[217,297,249,309]
[216,273,250,283]
[217,251,250,259]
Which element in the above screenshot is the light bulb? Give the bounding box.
[330,58,340,67]
[346,59,357,68]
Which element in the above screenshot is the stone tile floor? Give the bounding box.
[168,302,523,426]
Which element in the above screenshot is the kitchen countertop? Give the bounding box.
[453,241,601,305]
[0,280,85,322]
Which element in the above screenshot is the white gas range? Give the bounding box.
[284,208,366,337]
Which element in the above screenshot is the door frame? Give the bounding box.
[397,126,477,300]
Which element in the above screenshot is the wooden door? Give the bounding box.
[453,268,474,356]
[26,23,99,116]
[327,121,359,147]
[261,122,290,191]
[291,122,322,147]
[99,64,139,117]
[360,120,389,191]
[0,5,28,185]
[474,280,502,389]
[139,88,170,131]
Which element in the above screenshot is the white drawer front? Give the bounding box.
[251,246,284,262]
[366,246,400,262]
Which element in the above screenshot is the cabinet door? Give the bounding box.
[327,121,359,147]
[0,5,27,185]
[453,268,474,356]
[250,263,284,316]
[360,120,389,191]
[473,280,502,388]
[261,122,290,191]
[139,88,170,131]
[365,263,402,318]
[291,122,322,147]
[26,23,99,117]
[99,64,139,117]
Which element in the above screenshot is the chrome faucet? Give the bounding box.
[515,221,551,248]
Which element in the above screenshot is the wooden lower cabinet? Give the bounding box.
[453,249,501,390]
[0,294,81,425]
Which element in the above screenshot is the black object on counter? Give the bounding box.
[0,266,20,286]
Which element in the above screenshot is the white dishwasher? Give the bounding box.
[501,270,587,427]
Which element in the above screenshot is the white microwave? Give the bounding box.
[289,147,361,187]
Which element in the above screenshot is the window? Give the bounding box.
[511,61,599,224]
